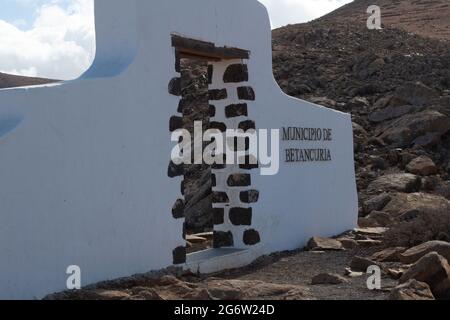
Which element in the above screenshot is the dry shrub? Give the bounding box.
[384,207,450,247]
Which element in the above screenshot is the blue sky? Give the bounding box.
[2,0,71,29]
[0,0,352,79]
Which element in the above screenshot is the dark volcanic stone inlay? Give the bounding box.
[213,208,225,225]
[237,86,255,101]
[169,116,183,132]
[210,122,227,132]
[168,77,182,96]
[227,174,251,187]
[240,190,260,204]
[243,229,261,245]
[173,246,187,265]
[212,191,230,203]
[225,103,248,118]
[172,199,185,219]
[208,65,213,84]
[168,161,184,178]
[209,89,228,101]
[223,64,249,83]
[209,105,216,117]
[238,120,256,131]
[229,208,252,226]
[214,231,234,248]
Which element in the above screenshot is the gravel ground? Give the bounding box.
[213,248,398,300]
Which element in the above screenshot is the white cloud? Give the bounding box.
[258,0,352,28]
[0,0,95,80]
[0,0,351,80]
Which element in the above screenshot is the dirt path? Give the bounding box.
[47,245,398,300]
[214,249,397,300]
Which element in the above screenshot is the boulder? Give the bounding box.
[357,239,382,247]
[362,194,392,215]
[344,267,364,278]
[353,122,368,151]
[406,156,438,176]
[389,280,435,300]
[339,238,359,250]
[436,181,450,200]
[308,96,337,108]
[383,193,450,215]
[372,247,407,262]
[400,252,450,299]
[379,110,450,148]
[206,279,311,300]
[311,273,349,285]
[307,237,343,251]
[365,211,392,227]
[367,173,421,193]
[386,268,406,280]
[350,256,377,272]
[392,82,440,107]
[368,105,422,123]
[400,241,450,264]
[354,227,388,237]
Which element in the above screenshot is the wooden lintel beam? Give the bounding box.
[172,35,250,60]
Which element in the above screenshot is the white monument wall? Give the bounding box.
[0,0,357,299]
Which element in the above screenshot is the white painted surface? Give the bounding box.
[0,0,357,299]
[186,248,261,274]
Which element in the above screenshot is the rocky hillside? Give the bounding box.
[270,2,450,300]
[0,72,56,89]
[273,11,450,232]
[321,0,450,41]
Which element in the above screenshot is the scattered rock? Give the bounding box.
[354,227,388,237]
[94,290,132,300]
[311,273,349,285]
[372,247,406,262]
[367,173,421,193]
[365,211,392,227]
[406,156,438,176]
[307,237,344,251]
[362,194,392,215]
[207,280,311,300]
[368,105,422,123]
[386,268,406,280]
[350,256,378,272]
[308,96,336,108]
[399,252,450,299]
[344,267,364,278]
[339,238,359,250]
[389,280,435,300]
[400,241,450,264]
[379,110,450,148]
[383,192,450,215]
[186,234,207,244]
[357,239,383,248]
[392,82,440,107]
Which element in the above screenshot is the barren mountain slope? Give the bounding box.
[321,0,450,41]
[0,72,57,89]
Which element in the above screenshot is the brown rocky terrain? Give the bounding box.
[5,0,450,300]
[321,0,450,41]
[0,72,57,89]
